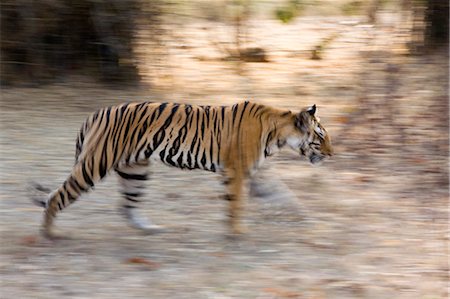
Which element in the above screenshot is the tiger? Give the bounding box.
[31,101,333,238]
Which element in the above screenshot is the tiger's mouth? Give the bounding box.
[299,147,326,164]
[309,154,325,164]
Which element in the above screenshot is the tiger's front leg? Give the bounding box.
[115,161,164,234]
[223,172,246,235]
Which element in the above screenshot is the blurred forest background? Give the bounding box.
[0,0,448,85]
[0,1,449,298]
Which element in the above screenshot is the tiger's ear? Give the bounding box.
[295,110,311,133]
[307,104,316,116]
[296,105,316,132]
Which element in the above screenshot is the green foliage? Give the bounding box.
[275,8,295,23]
[341,0,364,16]
[274,0,306,24]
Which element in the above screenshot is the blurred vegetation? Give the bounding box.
[341,0,365,16]
[274,0,306,24]
[423,0,449,47]
[0,0,163,86]
[0,0,448,86]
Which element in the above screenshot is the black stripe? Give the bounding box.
[159,145,167,162]
[224,194,234,201]
[137,113,149,141]
[221,106,226,128]
[59,190,66,207]
[204,106,210,128]
[189,132,199,153]
[67,190,76,203]
[113,109,136,160]
[123,204,137,209]
[104,107,112,128]
[177,152,184,169]
[185,104,192,115]
[179,108,191,144]
[200,112,205,140]
[239,101,249,123]
[99,130,110,178]
[125,196,140,203]
[148,108,158,125]
[145,143,154,158]
[170,132,181,156]
[237,101,249,133]
[223,178,231,185]
[248,103,256,115]
[96,109,105,127]
[81,160,94,187]
[124,192,141,198]
[217,134,221,166]
[116,170,148,181]
[135,141,148,162]
[209,134,214,167]
[135,102,146,111]
[201,151,207,168]
[111,105,128,159]
[232,104,238,124]
[188,107,195,129]
[131,106,149,142]
[120,110,135,150]
[158,102,168,116]
[153,128,166,150]
[252,105,264,117]
[166,149,178,167]
[68,176,86,192]
[152,104,179,150]
[79,131,84,146]
[121,103,130,115]
[179,122,188,145]
[193,137,202,169]
[187,152,192,168]
[92,110,100,122]
[212,109,218,133]
[127,111,141,150]
[189,109,199,153]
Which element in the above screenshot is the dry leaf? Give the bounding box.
[263,287,301,298]
[125,257,160,270]
[209,251,227,258]
[19,235,38,246]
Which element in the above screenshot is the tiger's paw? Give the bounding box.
[233,225,247,235]
[226,229,246,240]
[227,223,248,239]
[40,227,70,240]
[137,224,166,235]
[119,206,165,235]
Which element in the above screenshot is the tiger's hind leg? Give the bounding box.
[41,159,102,239]
[115,162,164,234]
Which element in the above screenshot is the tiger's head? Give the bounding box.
[283,104,333,164]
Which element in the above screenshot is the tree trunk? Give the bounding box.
[0,0,145,86]
[424,0,449,48]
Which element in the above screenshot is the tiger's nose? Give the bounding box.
[325,147,334,157]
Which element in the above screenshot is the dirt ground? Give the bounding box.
[0,14,448,299]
